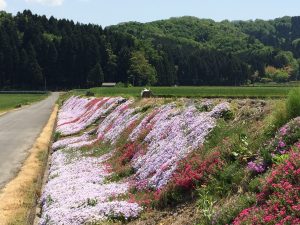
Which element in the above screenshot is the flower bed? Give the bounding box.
[40,151,142,225]
[52,99,141,151]
[40,96,230,224]
[247,117,300,173]
[131,103,230,189]
[57,97,123,136]
[233,150,300,225]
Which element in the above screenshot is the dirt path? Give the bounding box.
[0,92,59,189]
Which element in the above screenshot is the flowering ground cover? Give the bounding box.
[230,118,300,225]
[131,103,230,190]
[40,94,300,225]
[56,96,123,136]
[233,150,300,225]
[195,99,300,225]
[39,96,230,224]
[40,151,142,225]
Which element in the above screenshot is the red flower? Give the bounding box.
[233,151,300,225]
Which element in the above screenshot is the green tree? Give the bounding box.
[28,60,43,87]
[26,43,43,88]
[87,63,104,87]
[128,51,157,86]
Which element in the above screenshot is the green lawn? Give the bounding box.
[74,86,295,98]
[0,94,48,112]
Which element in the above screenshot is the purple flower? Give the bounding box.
[247,161,265,173]
[278,140,286,148]
[279,127,288,136]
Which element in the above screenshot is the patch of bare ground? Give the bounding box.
[0,105,58,225]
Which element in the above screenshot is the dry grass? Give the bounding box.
[0,105,58,225]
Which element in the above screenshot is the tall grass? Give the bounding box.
[286,87,300,119]
[270,87,300,131]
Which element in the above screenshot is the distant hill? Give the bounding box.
[0,11,299,89]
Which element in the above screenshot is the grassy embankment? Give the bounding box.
[73,86,294,98]
[0,94,48,113]
[123,89,300,224]
[40,88,300,224]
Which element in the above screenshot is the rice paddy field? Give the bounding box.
[0,94,48,113]
[74,86,294,98]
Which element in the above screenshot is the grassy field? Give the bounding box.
[73,86,295,98]
[0,94,48,113]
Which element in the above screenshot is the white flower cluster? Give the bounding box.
[131,103,230,189]
[56,97,123,135]
[40,151,142,225]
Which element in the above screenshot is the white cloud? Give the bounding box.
[0,0,7,10]
[25,0,64,7]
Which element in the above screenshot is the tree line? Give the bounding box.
[0,11,299,90]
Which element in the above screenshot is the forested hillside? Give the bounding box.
[0,11,300,89]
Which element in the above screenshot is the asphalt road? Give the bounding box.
[0,92,59,189]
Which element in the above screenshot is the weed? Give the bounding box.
[197,189,217,224]
[87,198,98,207]
[53,132,61,142]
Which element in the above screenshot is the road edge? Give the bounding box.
[0,104,58,225]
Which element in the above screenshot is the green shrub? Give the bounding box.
[87,198,98,207]
[286,87,300,119]
[260,148,272,165]
[270,88,300,134]
[115,82,126,87]
[85,91,95,97]
[53,132,61,142]
[222,110,234,121]
[269,101,288,132]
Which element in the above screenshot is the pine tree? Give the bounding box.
[87,63,104,87]
[26,43,43,88]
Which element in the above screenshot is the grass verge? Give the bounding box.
[72,86,294,98]
[0,104,58,225]
[0,94,48,113]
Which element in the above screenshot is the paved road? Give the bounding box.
[0,92,59,189]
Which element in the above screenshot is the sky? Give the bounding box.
[1,0,300,27]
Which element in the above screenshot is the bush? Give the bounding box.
[286,87,300,119]
[265,66,290,83]
[85,91,95,97]
[270,101,288,131]
[267,88,300,135]
[115,82,126,87]
[53,132,61,142]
